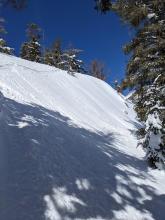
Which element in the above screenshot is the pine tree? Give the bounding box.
[89,60,106,80]
[118,2,165,169]
[62,47,85,74]
[44,41,86,74]
[0,0,26,55]
[139,76,165,169]
[44,48,54,66]
[20,23,42,62]
[0,38,13,54]
[95,0,111,13]
[44,39,63,68]
[95,0,165,169]
[0,18,13,55]
[52,39,63,68]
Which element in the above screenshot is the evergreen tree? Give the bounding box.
[0,0,27,55]
[52,39,63,68]
[20,23,42,62]
[44,39,63,68]
[89,60,106,80]
[0,18,13,55]
[0,38,13,54]
[44,48,54,66]
[95,0,111,13]
[62,47,85,74]
[95,0,165,169]
[44,41,86,74]
[138,76,165,169]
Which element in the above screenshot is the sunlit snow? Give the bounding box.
[0,53,164,220]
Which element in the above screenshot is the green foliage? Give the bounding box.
[20,40,42,62]
[20,23,42,62]
[96,0,165,168]
[0,18,13,55]
[26,23,41,40]
[62,47,85,74]
[95,0,112,13]
[114,1,148,26]
[44,41,86,74]
[44,39,63,68]
[0,38,13,54]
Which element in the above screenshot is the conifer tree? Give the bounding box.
[44,39,63,68]
[62,47,85,74]
[0,18,13,55]
[94,0,111,13]
[0,0,27,55]
[44,48,54,66]
[95,0,165,169]
[44,41,86,74]
[139,76,165,169]
[90,60,106,80]
[20,23,42,62]
[52,39,62,68]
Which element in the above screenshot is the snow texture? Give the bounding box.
[0,53,164,220]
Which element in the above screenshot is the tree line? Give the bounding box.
[0,16,108,79]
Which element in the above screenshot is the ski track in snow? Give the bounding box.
[0,53,164,220]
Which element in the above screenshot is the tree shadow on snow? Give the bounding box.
[0,97,164,220]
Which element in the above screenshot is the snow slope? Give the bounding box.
[0,53,164,220]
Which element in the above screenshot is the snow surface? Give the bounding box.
[0,53,164,220]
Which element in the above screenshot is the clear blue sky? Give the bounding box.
[0,0,134,85]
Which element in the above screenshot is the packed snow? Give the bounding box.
[0,53,164,220]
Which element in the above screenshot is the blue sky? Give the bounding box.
[0,0,134,85]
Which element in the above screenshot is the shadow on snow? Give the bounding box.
[0,97,164,220]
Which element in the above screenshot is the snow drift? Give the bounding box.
[0,53,164,220]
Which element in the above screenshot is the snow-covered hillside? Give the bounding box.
[0,53,164,220]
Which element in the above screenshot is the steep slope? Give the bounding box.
[0,53,164,220]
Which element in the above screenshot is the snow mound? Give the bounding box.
[0,53,164,220]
